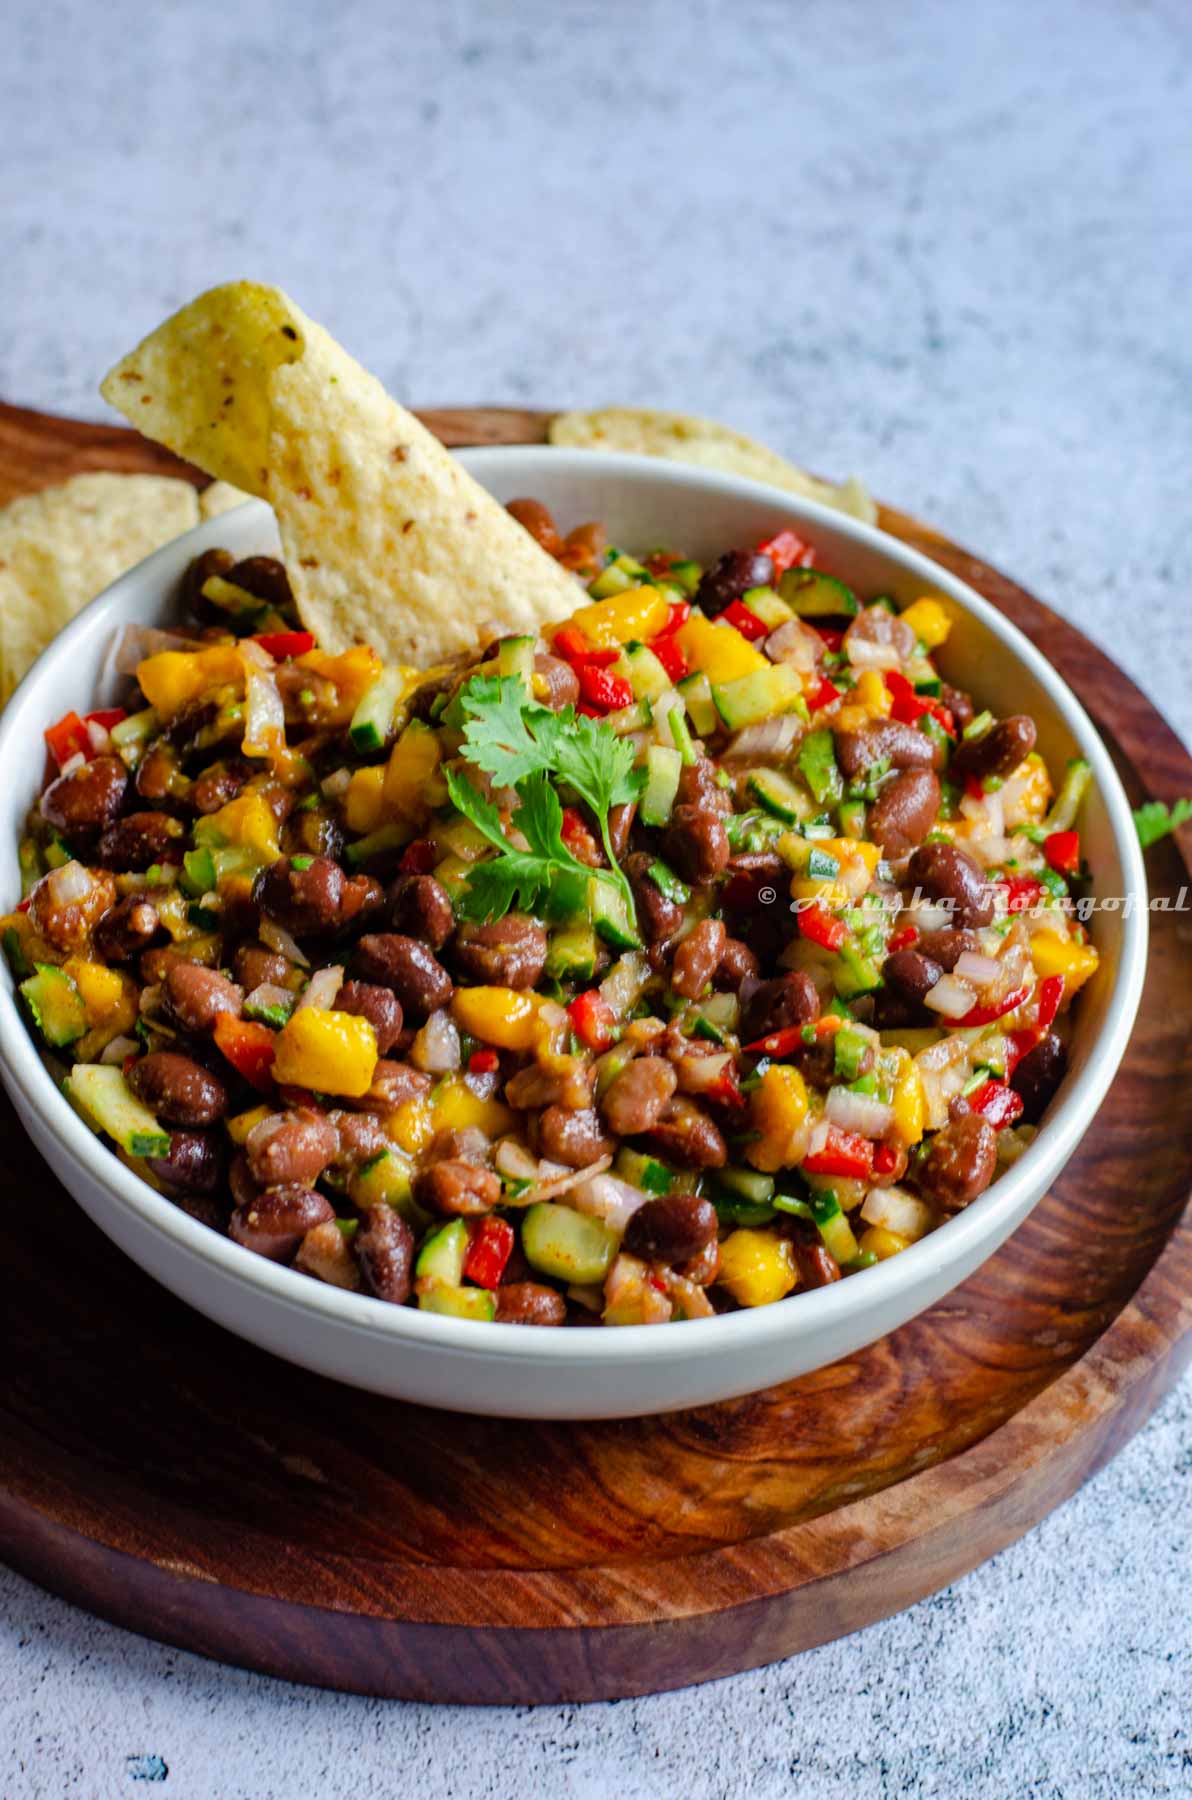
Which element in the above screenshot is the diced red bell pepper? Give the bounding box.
[955,982,1032,1028]
[560,806,600,862]
[885,670,929,725]
[872,1141,901,1176]
[1004,1028,1038,1076]
[45,711,93,771]
[213,1015,277,1091]
[1044,830,1081,876]
[253,629,316,659]
[1000,874,1045,914]
[802,1127,874,1180]
[463,1216,514,1290]
[808,675,842,713]
[757,529,814,574]
[965,774,987,801]
[568,989,616,1052]
[468,1048,500,1075]
[656,599,691,637]
[651,633,688,682]
[551,625,594,665]
[706,1064,746,1110]
[720,599,769,643]
[576,701,603,718]
[967,1079,1025,1129]
[798,901,847,952]
[85,707,128,733]
[400,838,437,874]
[814,626,844,653]
[742,1024,807,1058]
[888,924,919,952]
[577,663,633,713]
[1036,973,1063,1031]
[924,700,955,735]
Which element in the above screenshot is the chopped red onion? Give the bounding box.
[924,973,978,1019]
[296,965,344,1012]
[260,917,309,968]
[826,1085,894,1136]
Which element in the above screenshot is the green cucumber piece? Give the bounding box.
[833,940,884,999]
[415,1218,469,1287]
[810,1190,859,1264]
[716,1166,775,1204]
[838,798,867,838]
[65,1063,171,1159]
[677,671,719,738]
[747,767,809,824]
[667,559,702,596]
[646,859,689,905]
[639,745,683,827]
[349,667,405,752]
[604,697,654,734]
[1044,758,1092,834]
[620,642,672,702]
[418,1285,497,1321]
[348,1148,425,1225]
[778,570,860,619]
[345,823,408,869]
[613,1148,674,1194]
[545,921,601,983]
[541,864,592,925]
[712,664,806,731]
[522,1202,618,1284]
[740,587,792,628]
[589,877,642,950]
[20,964,86,1048]
[109,707,159,767]
[588,551,647,599]
[18,838,42,897]
[495,635,537,685]
[798,729,844,807]
[180,846,217,898]
[833,1023,873,1081]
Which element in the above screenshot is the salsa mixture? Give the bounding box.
[4,507,1099,1326]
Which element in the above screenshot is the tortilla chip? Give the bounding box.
[549,407,877,524]
[0,473,199,701]
[101,284,583,663]
[199,479,253,519]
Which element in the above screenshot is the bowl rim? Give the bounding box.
[0,447,1149,1366]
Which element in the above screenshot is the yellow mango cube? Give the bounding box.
[388,1095,435,1155]
[674,613,769,682]
[717,1230,798,1307]
[136,646,244,719]
[200,791,282,861]
[296,645,383,721]
[1030,931,1100,996]
[853,668,893,718]
[746,1063,810,1173]
[567,585,671,649]
[63,957,128,1026]
[860,1225,910,1260]
[899,598,952,648]
[272,1007,378,1097]
[345,765,387,835]
[451,986,544,1051]
[383,720,446,821]
[430,1077,515,1141]
[891,1056,927,1146]
[227,1104,273,1146]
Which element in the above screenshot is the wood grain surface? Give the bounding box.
[0,399,1188,1704]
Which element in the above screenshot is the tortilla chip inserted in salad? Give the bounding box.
[100,282,583,664]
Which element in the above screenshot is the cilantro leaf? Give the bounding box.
[444,763,508,852]
[445,760,591,923]
[1133,797,1192,849]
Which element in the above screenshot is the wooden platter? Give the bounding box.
[0,400,1189,1704]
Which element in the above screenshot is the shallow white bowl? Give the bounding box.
[0,450,1148,1418]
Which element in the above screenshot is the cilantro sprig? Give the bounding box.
[445,674,644,923]
[1133,798,1192,850]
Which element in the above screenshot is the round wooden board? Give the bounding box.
[0,400,1189,1705]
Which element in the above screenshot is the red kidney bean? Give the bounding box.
[606,801,636,862]
[129,1052,228,1126]
[793,1241,842,1288]
[624,1192,718,1264]
[641,1097,727,1169]
[96,810,184,872]
[146,1128,223,1195]
[625,853,683,945]
[835,719,940,778]
[413,1159,501,1216]
[354,933,453,1016]
[883,949,944,1007]
[351,1059,431,1117]
[907,843,994,929]
[40,754,128,845]
[93,894,162,963]
[535,1105,615,1169]
[665,805,730,886]
[559,520,607,576]
[940,683,975,732]
[672,919,727,1000]
[328,1108,387,1172]
[914,928,981,971]
[386,874,455,951]
[134,740,184,804]
[695,549,774,616]
[951,714,1037,783]
[717,936,759,987]
[163,961,243,1033]
[233,943,294,991]
[867,769,941,857]
[1010,1032,1068,1123]
[452,913,548,989]
[495,1282,567,1325]
[181,546,234,616]
[843,604,917,661]
[27,867,117,955]
[678,756,734,816]
[246,1108,338,1188]
[917,1114,998,1212]
[230,1184,334,1261]
[740,971,820,1043]
[505,497,563,555]
[334,980,404,1054]
[600,1057,678,1136]
[254,855,347,936]
[354,1205,415,1303]
[227,554,294,608]
[424,1127,490,1166]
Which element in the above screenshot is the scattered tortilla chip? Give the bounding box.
[0,473,199,701]
[199,479,253,519]
[101,283,583,664]
[549,407,877,524]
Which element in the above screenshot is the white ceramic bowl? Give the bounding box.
[0,450,1148,1418]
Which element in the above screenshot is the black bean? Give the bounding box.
[413,1160,502,1216]
[624,1192,717,1264]
[354,933,453,1017]
[600,1057,677,1136]
[906,843,994,930]
[1010,1032,1068,1123]
[129,1052,228,1126]
[535,1106,614,1169]
[695,549,774,617]
[917,1114,998,1212]
[230,1184,334,1261]
[951,715,1037,784]
[40,755,128,845]
[335,980,404,1055]
[163,961,243,1034]
[495,1282,567,1325]
[883,949,944,1007]
[145,1128,223,1195]
[835,719,939,779]
[641,1097,727,1169]
[254,855,346,936]
[625,852,683,946]
[226,555,294,609]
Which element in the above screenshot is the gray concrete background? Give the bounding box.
[1,0,1188,1794]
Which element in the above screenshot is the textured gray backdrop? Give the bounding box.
[1,1,1189,1796]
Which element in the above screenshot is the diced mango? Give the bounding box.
[747,1063,810,1173]
[787,835,881,907]
[1030,930,1100,996]
[891,1055,927,1146]
[860,1225,910,1260]
[383,720,446,821]
[567,584,671,649]
[717,1229,798,1307]
[900,598,952,649]
[1002,752,1053,828]
[674,612,769,682]
[430,1077,516,1141]
[227,1104,273,1145]
[136,646,244,720]
[853,668,893,718]
[451,986,545,1052]
[296,645,383,721]
[63,957,129,1026]
[272,1007,378,1097]
[345,765,387,835]
[198,791,282,861]
[388,1095,435,1154]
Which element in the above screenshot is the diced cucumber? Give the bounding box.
[18,838,42,897]
[3,927,33,980]
[349,667,405,752]
[646,858,689,905]
[1044,758,1092,834]
[433,852,479,900]
[522,1202,618,1284]
[667,559,702,595]
[778,570,860,618]
[589,877,642,951]
[665,703,697,767]
[833,941,884,999]
[677,671,719,738]
[541,865,592,925]
[798,729,844,807]
[348,1147,425,1225]
[699,990,740,1035]
[65,1063,171,1159]
[180,846,217,898]
[741,587,793,629]
[834,1022,873,1081]
[717,1166,776,1204]
[712,664,806,731]
[418,1285,497,1321]
[435,814,494,863]
[806,845,841,879]
[588,551,647,599]
[640,745,683,827]
[244,989,296,1029]
[620,642,672,702]
[613,1148,674,1194]
[838,798,867,838]
[545,921,601,983]
[415,1218,469,1287]
[345,823,408,869]
[604,697,653,734]
[495,634,537,685]
[747,768,809,824]
[811,1190,859,1264]
[109,707,159,767]
[20,965,86,1048]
